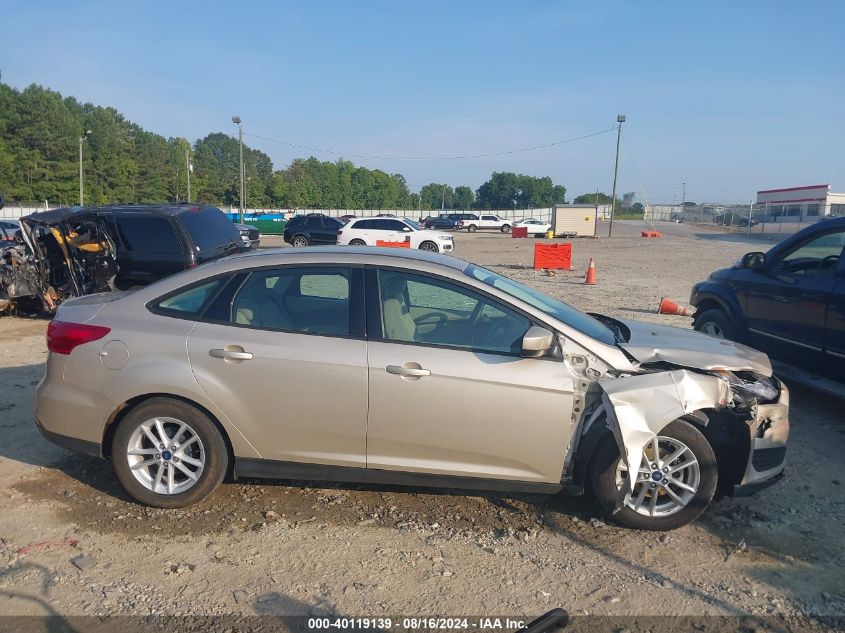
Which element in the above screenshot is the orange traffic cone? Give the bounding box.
[584,258,596,285]
[657,297,692,317]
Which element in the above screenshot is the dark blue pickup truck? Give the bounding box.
[691,218,845,380]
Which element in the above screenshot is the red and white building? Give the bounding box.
[756,184,845,221]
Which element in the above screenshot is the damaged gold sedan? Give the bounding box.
[34,247,788,530]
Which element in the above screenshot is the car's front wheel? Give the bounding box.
[111,398,229,508]
[419,241,439,253]
[501,224,511,233]
[693,308,739,340]
[590,419,717,530]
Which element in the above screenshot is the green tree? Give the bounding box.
[454,186,474,209]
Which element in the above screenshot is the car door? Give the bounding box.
[743,228,845,366]
[365,267,575,483]
[186,265,368,466]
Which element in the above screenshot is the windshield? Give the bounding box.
[465,264,616,345]
[402,219,422,231]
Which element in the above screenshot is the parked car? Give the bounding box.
[0,219,20,244]
[234,223,260,249]
[339,215,357,223]
[514,218,552,235]
[714,212,758,227]
[338,217,454,253]
[36,247,788,530]
[444,213,479,225]
[0,204,244,314]
[691,217,845,380]
[282,214,344,247]
[422,216,458,230]
[458,214,512,233]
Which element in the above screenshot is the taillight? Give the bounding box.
[337,229,343,235]
[47,321,111,355]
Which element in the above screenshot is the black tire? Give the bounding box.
[501,224,511,233]
[111,398,229,509]
[419,241,439,253]
[349,239,366,246]
[292,234,310,247]
[590,419,718,531]
[693,308,739,341]
[466,224,478,233]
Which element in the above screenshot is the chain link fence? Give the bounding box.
[644,203,842,235]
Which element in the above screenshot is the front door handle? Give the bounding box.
[210,348,254,361]
[386,364,430,377]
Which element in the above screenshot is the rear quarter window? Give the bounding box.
[177,207,240,251]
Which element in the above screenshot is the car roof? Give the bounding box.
[224,245,469,271]
[23,204,220,226]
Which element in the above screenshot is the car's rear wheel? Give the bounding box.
[590,419,717,530]
[419,241,439,253]
[693,308,738,340]
[112,398,228,508]
[466,224,478,233]
[349,239,366,246]
[501,224,511,233]
[292,235,309,247]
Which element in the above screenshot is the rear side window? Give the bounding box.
[114,216,182,253]
[177,207,240,251]
[154,279,224,315]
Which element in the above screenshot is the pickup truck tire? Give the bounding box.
[693,308,738,340]
[501,224,511,233]
[466,224,478,233]
[111,398,229,509]
[590,419,718,531]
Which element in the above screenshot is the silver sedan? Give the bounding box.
[35,247,789,530]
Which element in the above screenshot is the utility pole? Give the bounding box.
[78,130,91,206]
[607,115,625,237]
[232,116,244,222]
[186,146,192,203]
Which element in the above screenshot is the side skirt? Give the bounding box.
[234,458,563,495]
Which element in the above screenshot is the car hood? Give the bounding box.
[616,317,772,375]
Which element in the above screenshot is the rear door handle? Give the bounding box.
[386,364,430,377]
[209,348,254,361]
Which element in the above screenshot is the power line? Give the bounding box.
[242,127,617,161]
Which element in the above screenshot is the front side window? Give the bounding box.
[232,267,351,335]
[378,269,530,355]
[774,230,845,278]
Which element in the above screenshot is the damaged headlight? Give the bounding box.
[713,370,780,404]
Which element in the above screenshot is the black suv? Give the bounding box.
[2,204,243,313]
[283,214,343,247]
[691,217,845,379]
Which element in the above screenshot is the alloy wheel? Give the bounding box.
[292,236,308,247]
[699,322,724,338]
[615,435,700,517]
[126,417,205,495]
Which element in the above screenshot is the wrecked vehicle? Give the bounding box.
[34,248,788,530]
[0,204,244,315]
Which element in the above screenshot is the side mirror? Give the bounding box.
[742,252,766,270]
[521,326,555,357]
[402,227,411,232]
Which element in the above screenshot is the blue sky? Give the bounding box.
[3,0,843,203]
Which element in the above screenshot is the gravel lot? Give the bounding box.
[1,220,843,626]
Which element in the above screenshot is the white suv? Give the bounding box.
[338,218,454,253]
[459,214,512,233]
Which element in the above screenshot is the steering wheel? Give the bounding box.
[415,312,448,327]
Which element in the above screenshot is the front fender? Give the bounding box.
[690,281,745,322]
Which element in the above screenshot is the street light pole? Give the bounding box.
[232,116,244,222]
[607,115,625,237]
[186,146,192,203]
[78,130,91,206]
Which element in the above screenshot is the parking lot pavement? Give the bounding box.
[1,223,843,622]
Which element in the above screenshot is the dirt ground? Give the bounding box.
[1,220,843,627]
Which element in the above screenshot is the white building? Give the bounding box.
[756,184,845,221]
